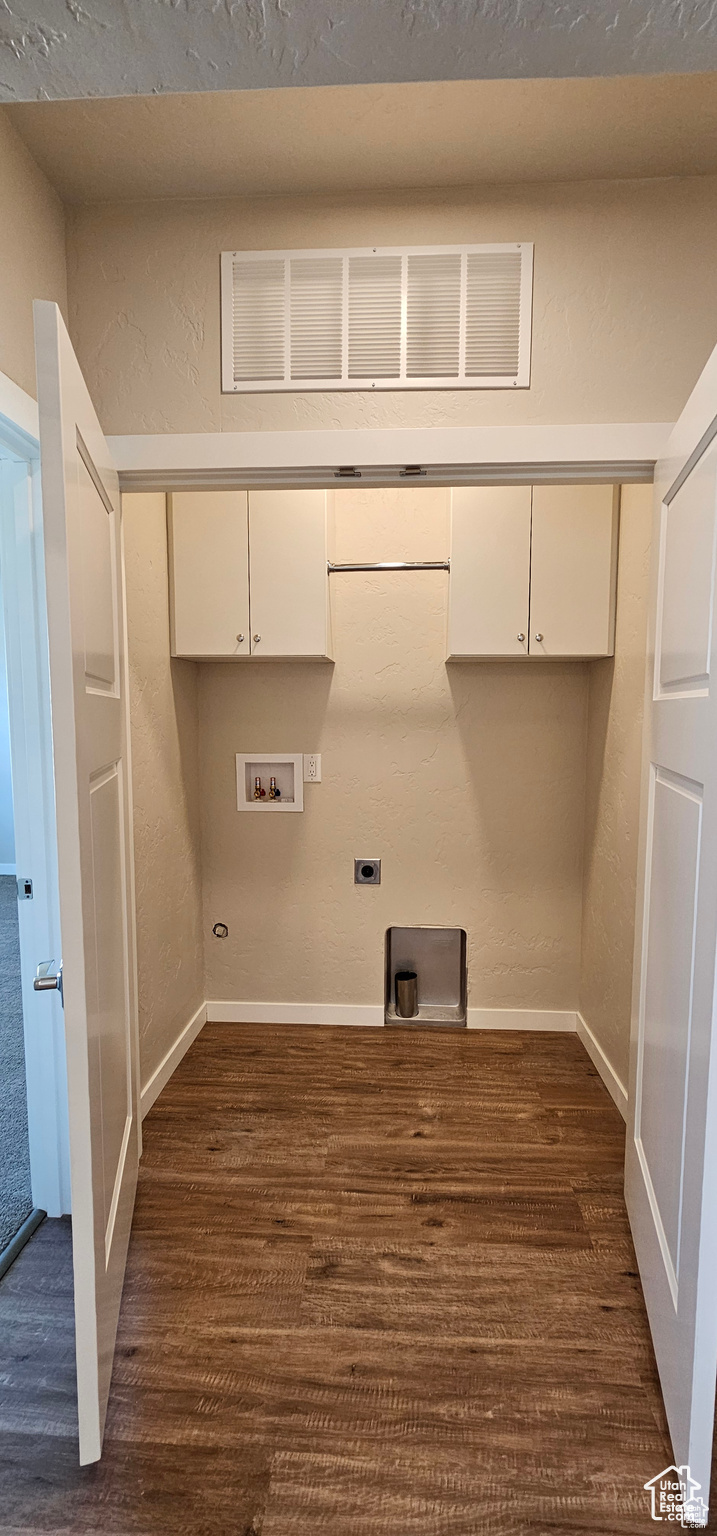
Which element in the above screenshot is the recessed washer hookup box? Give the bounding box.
[385,926,467,1028]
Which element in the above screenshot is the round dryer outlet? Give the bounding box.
[354,859,381,885]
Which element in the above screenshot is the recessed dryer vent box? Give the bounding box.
[385,926,467,1027]
[236,753,304,812]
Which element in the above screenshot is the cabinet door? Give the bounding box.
[248,490,331,658]
[529,485,618,657]
[169,491,249,658]
[447,486,531,657]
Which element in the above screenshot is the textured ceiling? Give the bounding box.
[1,1,717,104]
[9,74,717,202]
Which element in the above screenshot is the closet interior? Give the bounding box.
[124,477,650,1116]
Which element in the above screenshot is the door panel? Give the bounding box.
[628,381,717,1521]
[529,484,618,656]
[78,454,117,691]
[638,766,701,1287]
[658,458,717,695]
[248,489,330,658]
[88,759,131,1251]
[447,486,530,657]
[34,301,139,1465]
[168,490,249,658]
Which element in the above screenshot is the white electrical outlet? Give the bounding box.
[304,754,322,783]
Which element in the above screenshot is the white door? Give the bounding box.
[248,489,331,658]
[34,301,140,1465]
[627,341,717,1522]
[447,486,531,657]
[529,484,618,657]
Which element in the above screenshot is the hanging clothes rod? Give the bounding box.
[327,560,450,573]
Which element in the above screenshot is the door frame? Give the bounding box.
[0,368,71,1216]
[110,421,669,491]
[0,387,668,1222]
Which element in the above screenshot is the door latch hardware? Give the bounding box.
[17,878,33,900]
[34,961,63,1003]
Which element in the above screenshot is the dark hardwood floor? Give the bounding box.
[0,1024,690,1533]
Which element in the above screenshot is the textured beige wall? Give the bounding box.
[13,77,717,204]
[0,108,67,398]
[579,484,652,1089]
[200,486,588,1011]
[66,175,717,437]
[123,493,205,1093]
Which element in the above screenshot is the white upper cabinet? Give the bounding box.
[169,488,331,661]
[447,483,618,660]
[529,485,619,657]
[448,486,531,657]
[248,490,332,659]
[169,491,250,658]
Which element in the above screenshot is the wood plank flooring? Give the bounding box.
[0,1023,695,1533]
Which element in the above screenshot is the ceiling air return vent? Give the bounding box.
[221,244,533,393]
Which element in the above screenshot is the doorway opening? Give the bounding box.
[0,395,71,1279]
[6,295,717,1522]
[0,587,33,1261]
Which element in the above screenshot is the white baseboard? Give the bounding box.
[206,1001,577,1032]
[576,1011,628,1121]
[140,1000,207,1118]
[467,1007,577,1032]
[206,1001,384,1027]
[0,863,16,876]
[139,1000,626,1124]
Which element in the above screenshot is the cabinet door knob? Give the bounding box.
[253,634,261,643]
[236,634,244,643]
[517,633,525,643]
[534,633,544,643]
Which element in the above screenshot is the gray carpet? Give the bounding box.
[0,875,32,1251]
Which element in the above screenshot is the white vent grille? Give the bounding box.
[221,243,532,392]
[232,258,285,382]
[406,253,462,378]
[290,257,343,380]
[465,251,523,377]
[348,255,402,379]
